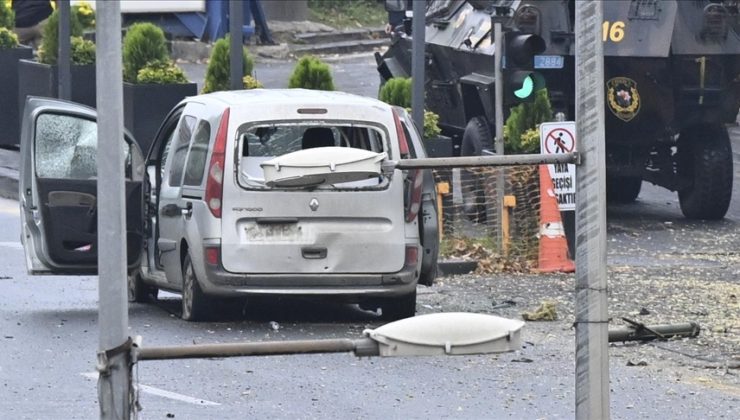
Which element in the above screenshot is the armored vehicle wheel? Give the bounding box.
[181,253,211,321]
[380,290,417,321]
[128,271,158,303]
[606,176,642,204]
[678,125,733,220]
[461,117,494,223]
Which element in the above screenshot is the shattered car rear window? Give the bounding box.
[237,121,388,189]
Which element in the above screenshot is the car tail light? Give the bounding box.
[205,246,220,266]
[205,108,230,218]
[392,108,410,158]
[405,169,423,222]
[404,245,419,267]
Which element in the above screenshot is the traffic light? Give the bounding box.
[503,31,546,103]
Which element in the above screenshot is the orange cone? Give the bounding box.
[537,165,575,273]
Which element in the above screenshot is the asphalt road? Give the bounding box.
[0,54,738,418]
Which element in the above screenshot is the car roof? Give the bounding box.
[191,89,392,110]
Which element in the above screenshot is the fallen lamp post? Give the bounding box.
[133,313,526,361]
[608,319,700,343]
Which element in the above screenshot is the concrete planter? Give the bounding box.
[0,47,33,147]
[123,81,198,154]
[17,59,97,134]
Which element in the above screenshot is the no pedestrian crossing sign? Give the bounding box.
[540,121,576,211]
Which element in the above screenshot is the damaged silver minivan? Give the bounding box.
[19,90,438,321]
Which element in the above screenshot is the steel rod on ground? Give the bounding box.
[58,0,71,100]
[394,152,578,169]
[137,338,380,361]
[574,1,609,419]
[229,0,245,90]
[411,0,425,131]
[95,2,131,418]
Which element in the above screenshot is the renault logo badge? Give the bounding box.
[309,198,319,211]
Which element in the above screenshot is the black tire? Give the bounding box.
[606,176,642,204]
[418,177,439,286]
[380,290,417,321]
[678,125,733,220]
[181,253,211,322]
[460,117,494,223]
[127,271,157,303]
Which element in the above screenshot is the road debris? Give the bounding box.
[608,318,700,343]
[521,301,557,321]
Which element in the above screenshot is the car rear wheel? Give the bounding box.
[128,271,158,303]
[606,176,642,204]
[181,253,211,322]
[380,290,417,321]
[678,125,733,220]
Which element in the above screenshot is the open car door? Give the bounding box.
[19,97,145,274]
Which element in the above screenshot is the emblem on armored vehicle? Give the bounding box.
[606,77,641,122]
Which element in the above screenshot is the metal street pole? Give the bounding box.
[229,0,245,90]
[57,0,71,100]
[95,2,132,418]
[574,1,609,419]
[410,0,425,131]
[493,19,505,249]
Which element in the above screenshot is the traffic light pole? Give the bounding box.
[96,2,132,418]
[493,21,505,250]
[574,1,610,418]
[229,0,244,90]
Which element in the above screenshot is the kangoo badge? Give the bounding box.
[606,77,641,122]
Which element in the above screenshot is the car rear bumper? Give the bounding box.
[198,262,419,299]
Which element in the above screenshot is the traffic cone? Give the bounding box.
[537,165,575,273]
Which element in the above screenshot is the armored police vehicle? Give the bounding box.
[377,0,738,219]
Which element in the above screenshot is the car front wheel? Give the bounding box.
[181,253,211,321]
[128,271,157,303]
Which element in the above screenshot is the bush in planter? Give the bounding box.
[242,75,263,89]
[72,1,95,30]
[503,89,553,154]
[202,36,255,93]
[288,55,334,91]
[122,22,169,83]
[0,26,18,49]
[70,36,95,65]
[136,59,188,84]
[379,77,411,108]
[0,0,14,29]
[378,77,441,139]
[37,9,83,64]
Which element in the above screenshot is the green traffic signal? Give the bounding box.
[514,75,535,99]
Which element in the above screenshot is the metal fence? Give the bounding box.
[434,165,542,273]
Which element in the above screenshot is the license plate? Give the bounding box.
[245,224,301,242]
[534,55,564,69]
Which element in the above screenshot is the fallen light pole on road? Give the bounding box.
[134,313,525,361]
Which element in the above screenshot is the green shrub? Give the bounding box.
[423,109,441,138]
[38,9,83,65]
[202,36,255,94]
[135,59,188,84]
[0,26,18,49]
[288,55,334,91]
[242,75,263,89]
[122,22,169,82]
[0,0,14,29]
[379,77,441,139]
[72,1,96,30]
[504,89,553,153]
[379,77,412,108]
[70,36,95,65]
